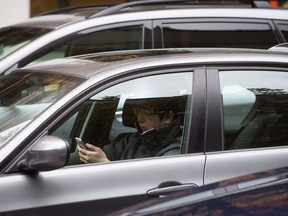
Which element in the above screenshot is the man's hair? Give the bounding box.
[134,97,185,120]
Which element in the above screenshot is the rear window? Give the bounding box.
[161,21,278,49]
[220,70,288,150]
[277,23,288,41]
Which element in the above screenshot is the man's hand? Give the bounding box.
[77,143,110,163]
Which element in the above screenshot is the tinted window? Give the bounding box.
[66,25,144,56]
[28,25,144,66]
[162,22,278,49]
[220,71,288,150]
[50,72,192,164]
[0,27,50,59]
[278,23,288,41]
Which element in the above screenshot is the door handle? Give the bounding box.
[147,181,197,197]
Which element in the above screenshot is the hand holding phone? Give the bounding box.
[75,137,88,150]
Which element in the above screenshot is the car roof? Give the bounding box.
[35,0,279,19]
[20,48,288,79]
[10,6,288,30]
[7,4,112,29]
[7,0,288,30]
[8,14,87,30]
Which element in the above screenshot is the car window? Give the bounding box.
[0,72,84,148]
[0,27,51,60]
[277,23,288,41]
[220,71,288,150]
[160,20,278,49]
[50,72,192,164]
[27,25,145,66]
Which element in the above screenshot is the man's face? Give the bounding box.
[134,107,173,132]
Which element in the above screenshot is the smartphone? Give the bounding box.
[75,137,88,150]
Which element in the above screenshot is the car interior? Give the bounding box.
[222,71,288,150]
[49,72,193,164]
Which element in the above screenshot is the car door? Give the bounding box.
[0,68,206,215]
[204,66,288,184]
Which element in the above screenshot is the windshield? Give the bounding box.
[0,27,51,59]
[0,71,84,147]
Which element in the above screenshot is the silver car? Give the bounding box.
[0,0,288,75]
[0,47,288,215]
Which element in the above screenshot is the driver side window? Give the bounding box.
[50,72,192,164]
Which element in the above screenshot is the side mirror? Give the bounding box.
[18,135,70,171]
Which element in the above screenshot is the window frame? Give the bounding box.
[208,65,288,153]
[274,20,288,42]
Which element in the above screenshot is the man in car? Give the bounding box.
[77,97,184,163]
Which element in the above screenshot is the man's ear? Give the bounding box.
[164,111,175,124]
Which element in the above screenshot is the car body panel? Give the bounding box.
[0,154,205,214]
[108,166,288,216]
[205,147,288,184]
[23,48,288,76]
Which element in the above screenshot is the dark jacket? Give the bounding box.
[103,118,182,161]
